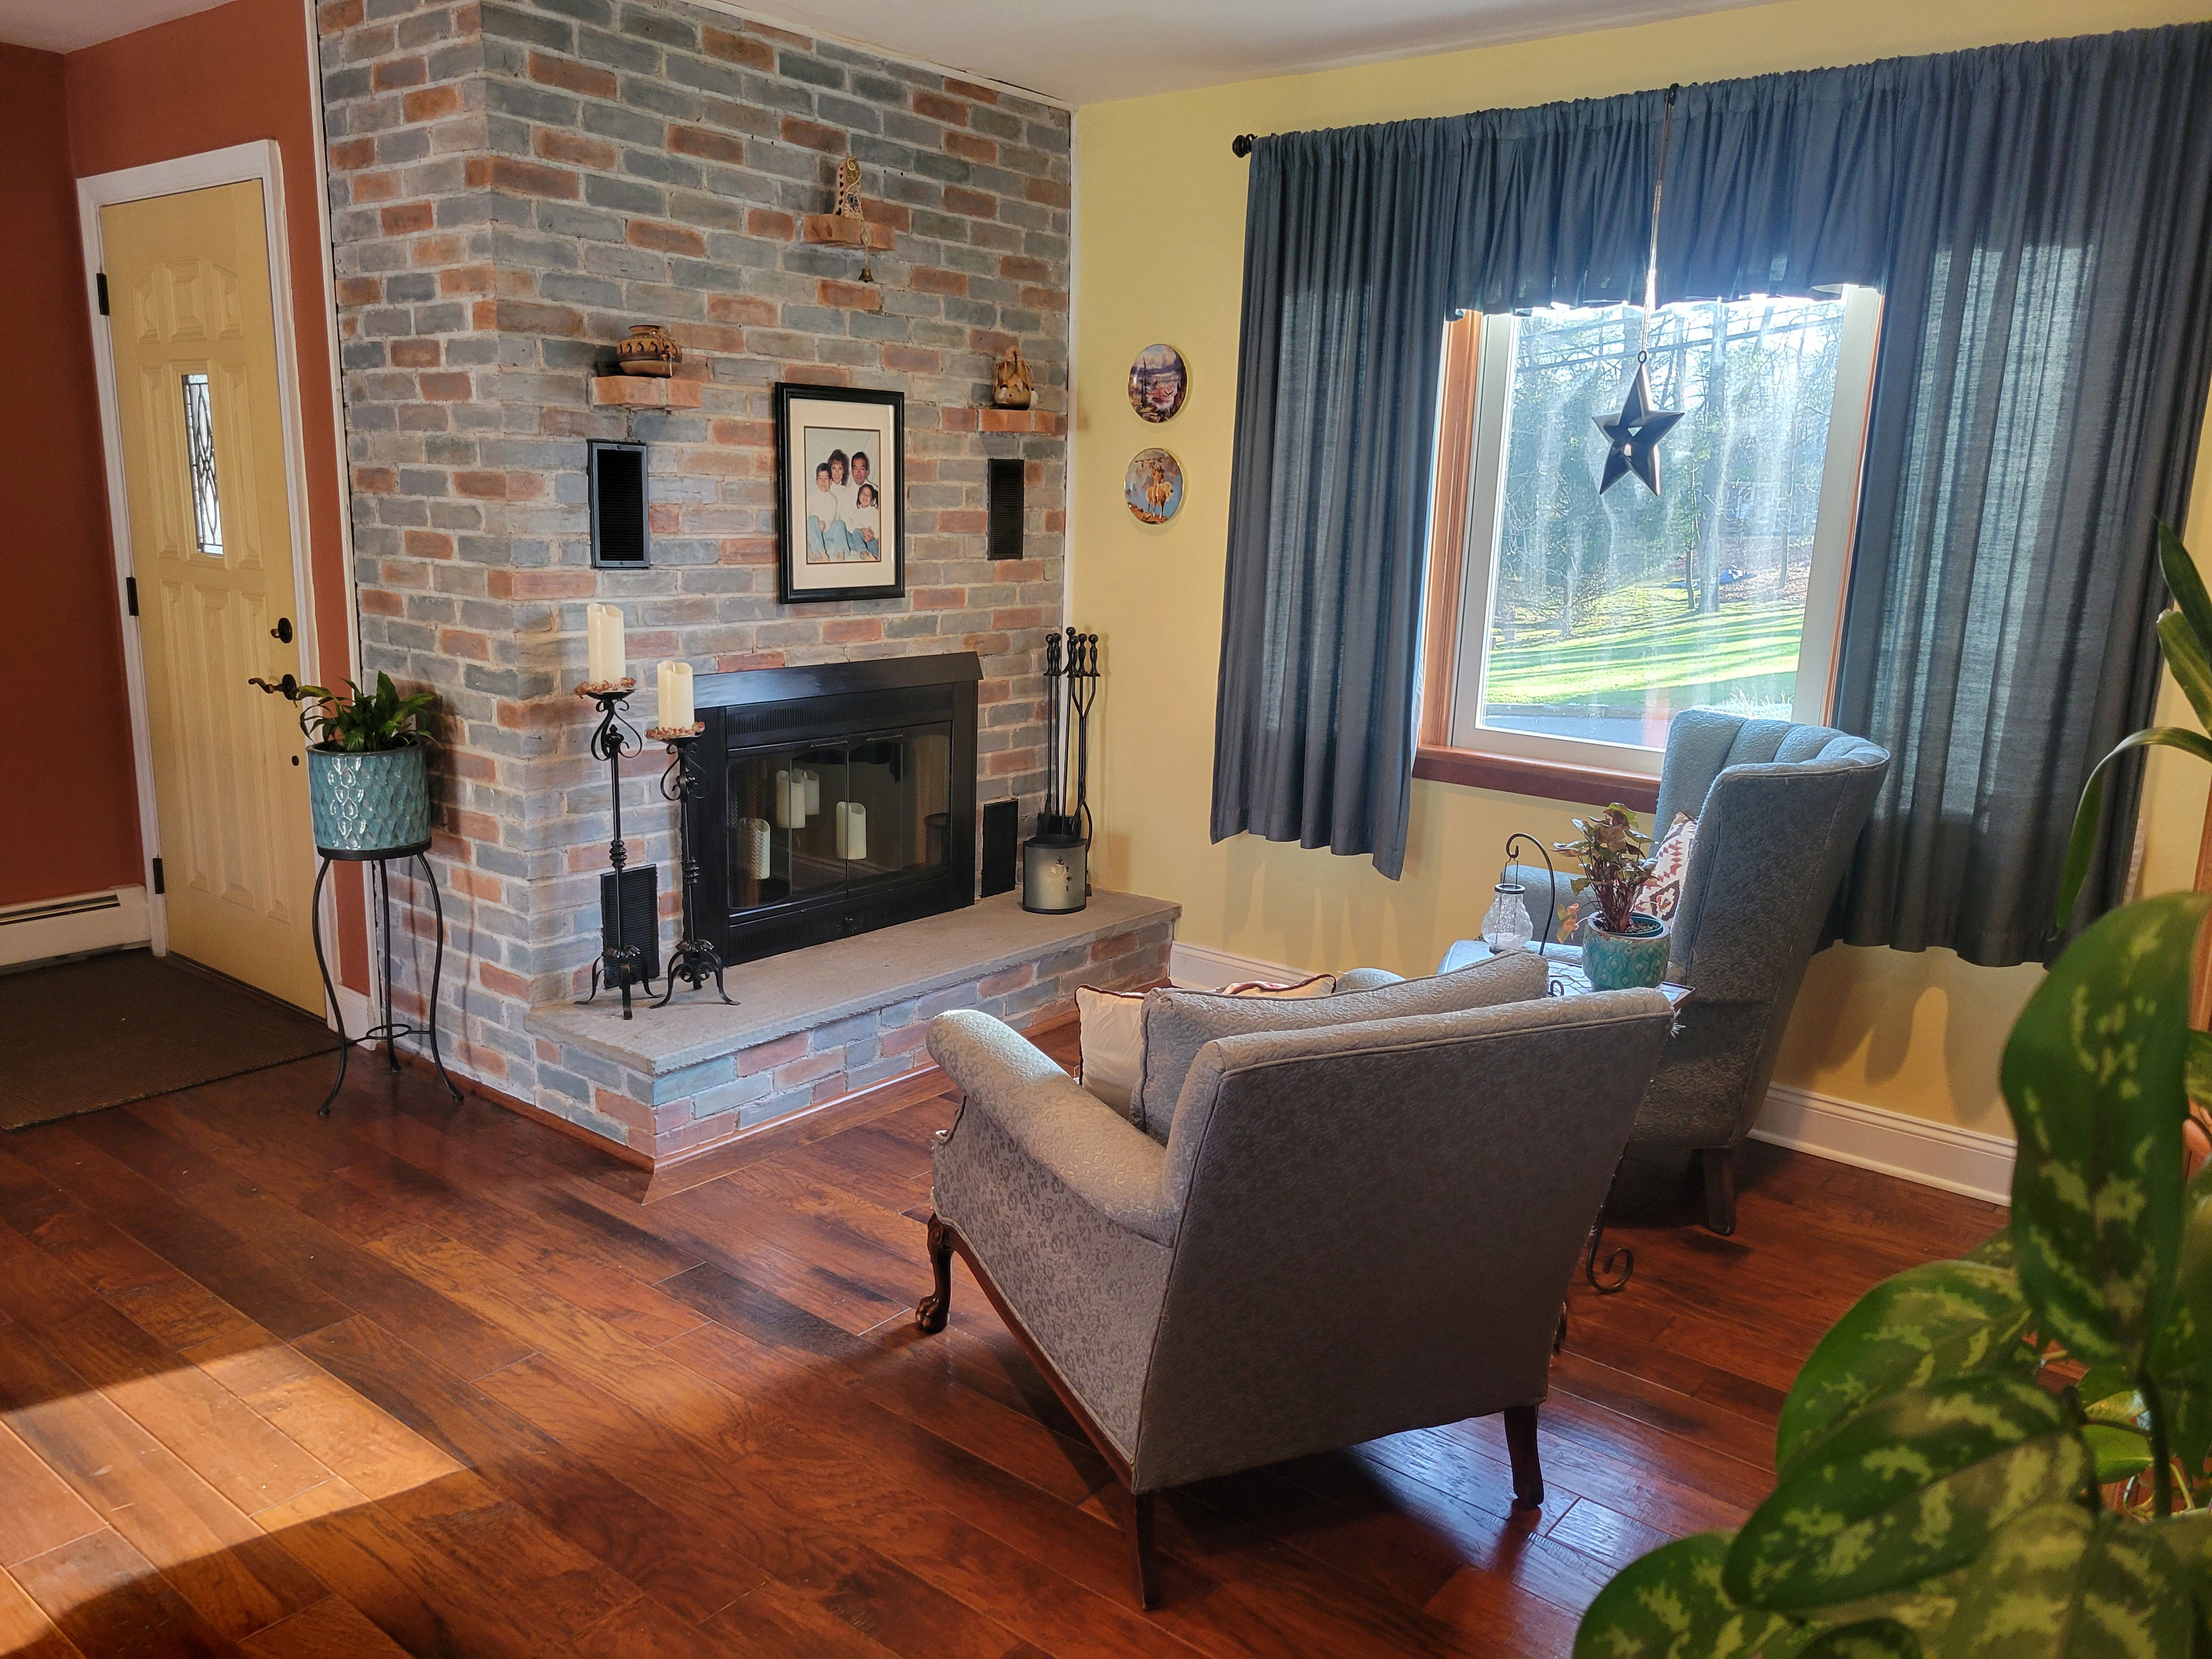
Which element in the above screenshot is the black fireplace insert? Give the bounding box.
[689,653,979,964]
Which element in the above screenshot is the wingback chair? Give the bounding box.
[914,986,1677,1607]
[1443,709,1890,1235]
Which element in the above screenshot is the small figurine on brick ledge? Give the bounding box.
[614,323,681,378]
[833,156,864,223]
[992,346,1034,410]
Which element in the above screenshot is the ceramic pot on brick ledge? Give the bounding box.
[615,323,681,377]
[308,742,432,858]
[1581,911,1670,990]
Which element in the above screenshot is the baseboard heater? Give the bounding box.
[2,891,124,928]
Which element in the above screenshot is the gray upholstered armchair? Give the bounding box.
[915,973,1677,1607]
[1443,709,1889,1235]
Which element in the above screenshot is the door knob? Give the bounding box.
[249,674,300,698]
[270,617,294,644]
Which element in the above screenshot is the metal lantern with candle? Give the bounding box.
[1022,627,1099,916]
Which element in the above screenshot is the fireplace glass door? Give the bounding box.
[726,727,952,916]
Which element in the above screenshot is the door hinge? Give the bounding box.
[96,272,109,316]
[125,575,138,616]
[151,857,165,895]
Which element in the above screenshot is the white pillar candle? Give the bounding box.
[776,769,800,829]
[585,603,625,684]
[801,769,820,815]
[657,659,693,729]
[836,800,867,861]
[737,816,770,877]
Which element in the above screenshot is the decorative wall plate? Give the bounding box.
[1127,343,1188,423]
[1125,448,1183,524]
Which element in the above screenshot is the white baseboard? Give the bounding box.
[332,985,373,1037]
[1752,1084,2014,1205]
[0,885,150,968]
[1167,940,1301,989]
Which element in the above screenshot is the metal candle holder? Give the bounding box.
[577,678,644,1019]
[648,723,732,1008]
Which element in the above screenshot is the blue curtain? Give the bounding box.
[1216,25,2212,959]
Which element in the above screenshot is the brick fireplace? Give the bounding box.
[317,0,1159,1165]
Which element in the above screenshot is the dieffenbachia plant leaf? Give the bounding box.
[1937,1504,2191,1658]
[2160,523,2212,667]
[2145,1510,2212,1635]
[1776,1261,2034,1473]
[1573,1533,1793,1659]
[1724,1374,2089,1611]
[1790,1623,1922,1659]
[2158,609,2212,736]
[2188,1030,2212,1108]
[1964,1232,2016,1271]
[2081,1423,2154,1486]
[2005,891,2204,1369]
[2056,738,2212,927]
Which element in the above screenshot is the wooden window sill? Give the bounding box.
[1413,744,1660,812]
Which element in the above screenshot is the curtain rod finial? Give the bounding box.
[1232,133,1255,157]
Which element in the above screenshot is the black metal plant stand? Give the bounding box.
[309,842,462,1118]
[577,679,645,1019]
[650,722,732,1007]
[1500,828,1632,1293]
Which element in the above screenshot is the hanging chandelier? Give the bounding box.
[1594,84,1685,497]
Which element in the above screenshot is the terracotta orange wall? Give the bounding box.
[53,0,366,982]
[0,44,140,906]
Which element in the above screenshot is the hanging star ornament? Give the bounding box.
[1593,359,1684,496]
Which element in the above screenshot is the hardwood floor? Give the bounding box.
[0,1022,2005,1658]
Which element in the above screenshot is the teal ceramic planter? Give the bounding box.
[1581,912,1671,990]
[308,743,431,857]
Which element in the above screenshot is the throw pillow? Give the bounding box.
[1074,985,1146,1113]
[1645,812,1699,921]
[1075,973,1339,1114]
[1131,950,1546,1141]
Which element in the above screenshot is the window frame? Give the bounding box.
[1417,288,1883,805]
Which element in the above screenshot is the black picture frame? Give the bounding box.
[775,382,905,603]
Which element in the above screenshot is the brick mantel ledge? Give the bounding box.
[521,891,1177,1164]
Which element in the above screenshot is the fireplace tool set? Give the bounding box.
[1023,627,1099,916]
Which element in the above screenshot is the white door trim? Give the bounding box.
[79,141,326,975]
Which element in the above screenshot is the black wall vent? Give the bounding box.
[979,799,1019,897]
[599,864,659,988]
[987,458,1024,561]
[589,440,650,568]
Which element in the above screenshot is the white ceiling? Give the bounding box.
[1,0,1754,100]
[725,0,1758,105]
[0,0,230,52]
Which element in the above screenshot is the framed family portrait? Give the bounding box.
[775,382,905,603]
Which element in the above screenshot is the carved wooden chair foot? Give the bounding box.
[915,1214,953,1334]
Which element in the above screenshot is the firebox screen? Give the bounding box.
[726,728,953,911]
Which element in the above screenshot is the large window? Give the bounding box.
[1424,290,1881,778]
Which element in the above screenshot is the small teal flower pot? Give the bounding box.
[308,743,432,857]
[1581,912,1671,990]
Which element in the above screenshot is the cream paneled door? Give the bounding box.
[104,181,321,1011]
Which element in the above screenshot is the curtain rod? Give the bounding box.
[1232,134,1257,157]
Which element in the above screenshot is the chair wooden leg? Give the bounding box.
[1702,1147,1737,1237]
[1504,1404,1543,1510]
[1121,1486,1160,1609]
[915,1213,953,1334]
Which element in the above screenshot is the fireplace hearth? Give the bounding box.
[687,654,980,965]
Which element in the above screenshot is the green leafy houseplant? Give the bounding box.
[1576,891,2212,1658]
[2058,524,2212,926]
[289,673,439,855]
[294,673,437,753]
[1558,803,1657,934]
[1574,532,2212,1657]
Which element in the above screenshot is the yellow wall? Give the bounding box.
[1071,0,2212,1139]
